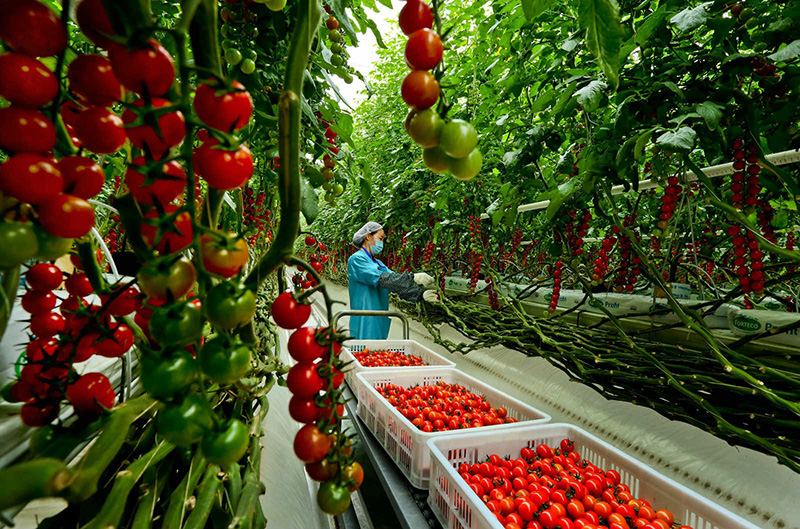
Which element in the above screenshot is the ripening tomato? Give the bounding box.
[193,142,253,190]
[194,81,253,132]
[59,156,105,199]
[270,292,311,329]
[200,233,248,277]
[137,257,196,301]
[140,204,194,254]
[122,98,186,159]
[0,53,59,108]
[0,107,56,154]
[401,70,439,110]
[0,0,67,57]
[405,29,443,70]
[67,373,115,415]
[0,154,62,205]
[125,157,186,206]
[306,459,338,482]
[76,0,116,48]
[399,0,433,35]
[109,39,175,96]
[68,54,125,106]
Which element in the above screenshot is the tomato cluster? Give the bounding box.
[243,187,273,248]
[323,8,355,86]
[3,256,140,426]
[378,382,516,433]
[457,440,692,529]
[271,290,360,516]
[318,114,346,202]
[352,349,427,368]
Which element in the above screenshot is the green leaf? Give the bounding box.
[578,0,623,90]
[616,133,639,167]
[300,179,319,224]
[768,40,800,62]
[364,18,387,49]
[305,166,326,188]
[521,0,551,20]
[531,87,556,112]
[670,2,713,32]
[656,127,697,152]
[359,176,371,202]
[634,5,669,45]
[574,80,607,112]
[695,101,724,130]
[546,178,579,221]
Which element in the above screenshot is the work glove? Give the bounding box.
[422,290,441,303]
[414,272,436,289]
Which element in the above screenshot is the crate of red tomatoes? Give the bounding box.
[341,339,455,397]
[355,367,550,489]
[427,423,760,529]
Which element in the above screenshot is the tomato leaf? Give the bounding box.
[521,0,552,20]
[670,2,713,32]
[656,127,697,153]
[546,178,579,221]
[574,80,607,112]
[305,166,326,188]
[300,179,319,224]
[358,176,371,202]
[695,101,724,130]
[634,5,669,45]
[578,0,622,90]
[634,128,656,161]
[768,39,800,62]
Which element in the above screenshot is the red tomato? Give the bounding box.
[60,101,83,129]
[0,107,55,154]
[26,263,62,291]
[655,510,674,526]
[125,157,186,206]
[293,424,331,463]
[76,0,115,48]
[93,323,134,357]
[0,53,58,108]
[67,372,115,415]
[21,290,57,315]
[271,292,311,329]
[0,154,62,205]
[109,39,175,96]
[0,0,67,57]
[30,312,65,337]
[606,470,621,485]
[140,204,194,254]
[194,81,253,132]
[286,362,324,398]
[65,273,94,297]
[73,106,127,154]
[401,70,439,110]
[288,396,319,423]
[101,286,141,316]
[121,98,186,159]
[21,399,60,427]
[59,156,105,199]
[405,29,443,70]
[399,0,433,35]
[68,54,125,106]
[40,194,95,238]
[288,327,326,363]
[560,438,574,453]
[193,142,253,190]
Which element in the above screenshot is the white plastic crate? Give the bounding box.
[342,339,456,398]
[427,423,761,529]
[355,367,551,489]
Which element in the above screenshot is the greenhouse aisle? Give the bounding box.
[285,281,800,529]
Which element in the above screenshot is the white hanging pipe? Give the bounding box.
[481,148,800,219]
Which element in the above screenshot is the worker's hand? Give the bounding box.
[414,272,435,289]
[422,290,441,303]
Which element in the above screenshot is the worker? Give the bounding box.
[347,221,438,339]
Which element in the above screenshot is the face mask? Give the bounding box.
[372,240,384,254]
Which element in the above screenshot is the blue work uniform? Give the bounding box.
[347,248,392,339]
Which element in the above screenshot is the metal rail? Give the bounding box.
[333,310,410,340]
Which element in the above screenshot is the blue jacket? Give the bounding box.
[347,248,392,339]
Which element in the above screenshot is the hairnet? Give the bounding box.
[352,221,383,247]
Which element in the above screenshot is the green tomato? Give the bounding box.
[330,31,343,43]
[440,120,478,159]
[265,0,287,10]
[0,222,39,268]
[35,228,72,261]
[222,39,236,50]
[141,350,198,401]
[221,24,233,38]
[330,43,344,55]
[422,146,450,174]
[225,48,243,66]
[199,337,251,385]
[246,49,257,61]
[342,72,353,84]
[448,148,482,181]
[205,282,256,330]
[157,395,214,446]
[333,183,344,196]
[331,55,344,67]
[149,301,204,347]
[324,193,335,203]
[201,419,249,466]
[317,481,351,516]
[240,59,256,74]
[408,109,444,148]
[322,181,332,191]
